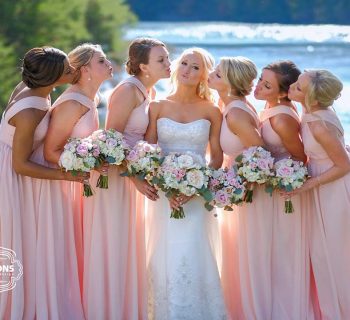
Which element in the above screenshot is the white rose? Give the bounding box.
[59,151,75,170]
[186,170,205,189]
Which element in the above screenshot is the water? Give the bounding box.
[115,22,350,142]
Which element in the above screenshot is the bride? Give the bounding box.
[145,48,227,319]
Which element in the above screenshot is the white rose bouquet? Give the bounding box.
[90,129,129,189]
[268,158,308,213]
[154,152,212,219]
[235,146,275,203]
[205,167,245,212]
[59,137,99,196]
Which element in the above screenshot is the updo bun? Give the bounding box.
[21,47,67,88]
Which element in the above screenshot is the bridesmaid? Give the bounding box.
[254,61,313,319]
[82,38,171,320]
[0,47,85,319]
[44,43,113,299]
[208,56,268,319]
[288,70,350,320]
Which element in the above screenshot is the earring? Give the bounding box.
[145,74,150,79]
[277,98,281,104]
[88,77,91,81]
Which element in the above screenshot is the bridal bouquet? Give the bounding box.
[205,167,245,211]
[235,146,275,202]
[268,158,308,213]
[154,151,212,219]
[90,129,129,189]
[121,140,163,184]
[59,137,98,196]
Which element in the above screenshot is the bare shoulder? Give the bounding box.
[270,113,300,133]
[201,100,221,117]
[227,107,253,123]
[52,99,86,118]
[12,108,43,129]
[109,82,138,104]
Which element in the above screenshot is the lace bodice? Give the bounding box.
[157,118,211,158]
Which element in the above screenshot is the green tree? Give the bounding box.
[0,0,136,114]
[85,0,136,61]
[0,37,19,112]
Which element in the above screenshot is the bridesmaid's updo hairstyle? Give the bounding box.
[171,47,215,101]
[264,60,301,101]
[126,38,166,75]
[219,56,257,97]
[21,47,67,88]
[68,43,102,84]
[305,69,343,110]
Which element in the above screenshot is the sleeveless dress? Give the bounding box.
[0,97,50,320]
[51,91,99,297]
[146,118,227,320]
[301,109,350,320]
[83,77,149,320]
[219,100,276,320]
[260,105,312,320]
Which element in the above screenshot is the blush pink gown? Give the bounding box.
[0,97,50,320]
[260,105,313,320]
[83,77,149,320]
[51,92,99,299]
[219,100,276,320]
[301,109,350,320]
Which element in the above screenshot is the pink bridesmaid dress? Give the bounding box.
[301,109,350,320]
[83,76,149,320]
[0,97,49,320]
[219,100,276,320]
[260,105,312,320]
[51,91,99,296]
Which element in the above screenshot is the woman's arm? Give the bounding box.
[270,114,307,163]
[145,101,161,144]
[105,84,138,131]
[208,106,223,169]
[11,109,87,182]
[295,121,350,192]
[44,100,88,164]
[226,108,264,148]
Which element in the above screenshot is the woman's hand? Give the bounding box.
[280,177,319,197]
[131,177,159,201]
[168,194,193,210]
[63,171,90,183]
[94,161,109,176]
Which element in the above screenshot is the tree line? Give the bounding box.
[0,0,136,113]
[127,0,350,24]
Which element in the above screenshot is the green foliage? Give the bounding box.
[0,0,136,114]
[0,37,19,112]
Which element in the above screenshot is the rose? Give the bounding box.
[127,149,138,162]
[187,170,205,189]
[215,190,229,205]
[59,151,75,170]
[106,138,117,149]
[76,144,89,157]
[257,158,271,171]
[276,166,294,178]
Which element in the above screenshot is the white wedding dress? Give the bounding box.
[146,118,227,320]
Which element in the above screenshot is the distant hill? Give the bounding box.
[126,0,350,25]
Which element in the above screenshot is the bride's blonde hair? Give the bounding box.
[170,47,214,101]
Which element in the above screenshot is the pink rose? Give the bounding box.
[76,144,89,157]
[127,150,138,162]
[215,190,229,205]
